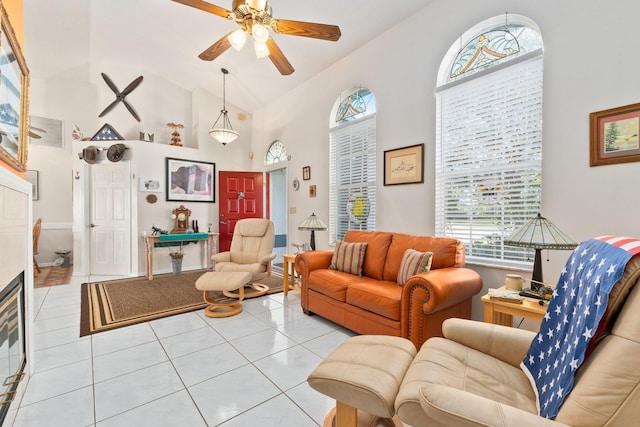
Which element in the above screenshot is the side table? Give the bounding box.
[282,254,300,296]
[481,287,547,326]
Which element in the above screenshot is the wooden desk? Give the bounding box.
[481,289,547,326]
[282,254,300,296]
[144,233,218,280]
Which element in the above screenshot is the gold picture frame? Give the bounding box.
[383,143,424,185]
[0,5,30,171]
[590,102,640,166]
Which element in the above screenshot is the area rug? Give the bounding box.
[80,270,285,336]
[34,266,73,288]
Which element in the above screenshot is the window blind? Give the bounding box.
[329,115,377,244]
[435,57,543,266]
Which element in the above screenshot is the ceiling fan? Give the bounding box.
[172,0,341,75]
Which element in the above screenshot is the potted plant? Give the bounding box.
[169,245,184,275]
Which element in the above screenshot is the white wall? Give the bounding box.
[250,0,640,321]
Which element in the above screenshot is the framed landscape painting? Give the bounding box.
[590,102,640,166]
[165,157,215,202]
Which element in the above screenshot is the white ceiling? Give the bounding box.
[24,0,429,113]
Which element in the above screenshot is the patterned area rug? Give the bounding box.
[80,270,284,336]
[34,266,73,288]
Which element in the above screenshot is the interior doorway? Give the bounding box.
[268,168,288,267]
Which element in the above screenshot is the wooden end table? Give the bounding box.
[481,287,547,326]
[282,254,300,296]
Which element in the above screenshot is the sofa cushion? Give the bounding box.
[307,269,352,302]
[397,249,433,286]
[330,241,368,276]
[345,231,393,280]
[346,278,402,321]
[384,234,462,282]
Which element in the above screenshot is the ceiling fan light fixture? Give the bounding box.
[210,68,239,146]
[254,40,270,58]
[247,0,267,11]
[251,23,270,43]
[228,29,247,51]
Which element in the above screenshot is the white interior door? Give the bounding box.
[90,163,131,276]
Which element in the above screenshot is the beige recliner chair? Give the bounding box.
[212,218,276,298]
[395,244,640,427]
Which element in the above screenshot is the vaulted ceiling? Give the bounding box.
[24,0,429,113]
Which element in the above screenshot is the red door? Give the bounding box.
[218,171,266,252]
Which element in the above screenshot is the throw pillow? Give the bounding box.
[397,249,433,286]
[330,241,368,276]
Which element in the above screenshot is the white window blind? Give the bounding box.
[329,115,376,244]
[435,57,543,266]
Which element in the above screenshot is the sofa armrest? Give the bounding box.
[416,384,569,427]
[442,318,536,367]
[212,251,231,263]
[401,267,482,349]
[295,250,334,311]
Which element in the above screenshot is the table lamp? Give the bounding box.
[298,213,327,251]
[504,213,577,290]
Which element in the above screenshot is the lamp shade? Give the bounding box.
[504,213,577,288]
[298,213,327,251]
[504,213,577,250]
[298,213,327,231]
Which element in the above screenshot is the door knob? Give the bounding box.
[220,221,227,225]
[90,223,98,228]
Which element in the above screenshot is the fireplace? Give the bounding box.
[0,271,25,424]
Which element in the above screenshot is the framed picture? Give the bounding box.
[384,143,424,185]
[309,185,316,198]
[140,177,161,193]
[0,5,30,171]
[26,170,38,200]
[165,157,215,203]
[590,102,640,166]
[29,116,63,148]
[302,165,311,181]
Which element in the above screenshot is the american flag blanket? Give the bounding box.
[521,236,640,418]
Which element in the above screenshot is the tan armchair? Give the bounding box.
[212,218,276,298]
[395,244,640,427]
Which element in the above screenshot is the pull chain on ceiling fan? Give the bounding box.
[172,0,341,75]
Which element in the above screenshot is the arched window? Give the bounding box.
[264,140,288,165]
[435,15,543,267]
[329,87,376,243]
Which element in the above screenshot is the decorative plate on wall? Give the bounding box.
[146,194,158,204]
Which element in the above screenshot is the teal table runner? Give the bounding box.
[154,233,210,248]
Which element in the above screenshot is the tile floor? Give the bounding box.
[13,272,357,426]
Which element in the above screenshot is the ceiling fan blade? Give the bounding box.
[101,73,120,95]
[171,0,231,18]
[121,76,144,96]
[272,19,341,42]
[123,99,141,122]
[198,32,233,61]
[98,99,120,118]
[266,38,294,76]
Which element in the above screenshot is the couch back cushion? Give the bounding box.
[383,234,464,282]
[344,231,393,280]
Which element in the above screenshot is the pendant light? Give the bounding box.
[209,68,239,145]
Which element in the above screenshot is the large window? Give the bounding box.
[329,87,376,244]
[435,15,543,267]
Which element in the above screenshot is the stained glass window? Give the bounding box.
[436,15,544,268]
[265,140,287,165]
[448,21,542,83]
[329,87,377,244]
[334,87,376,125]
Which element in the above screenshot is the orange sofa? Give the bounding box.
[294,230,483,349]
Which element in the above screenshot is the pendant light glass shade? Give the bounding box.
[209,68,239,145]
